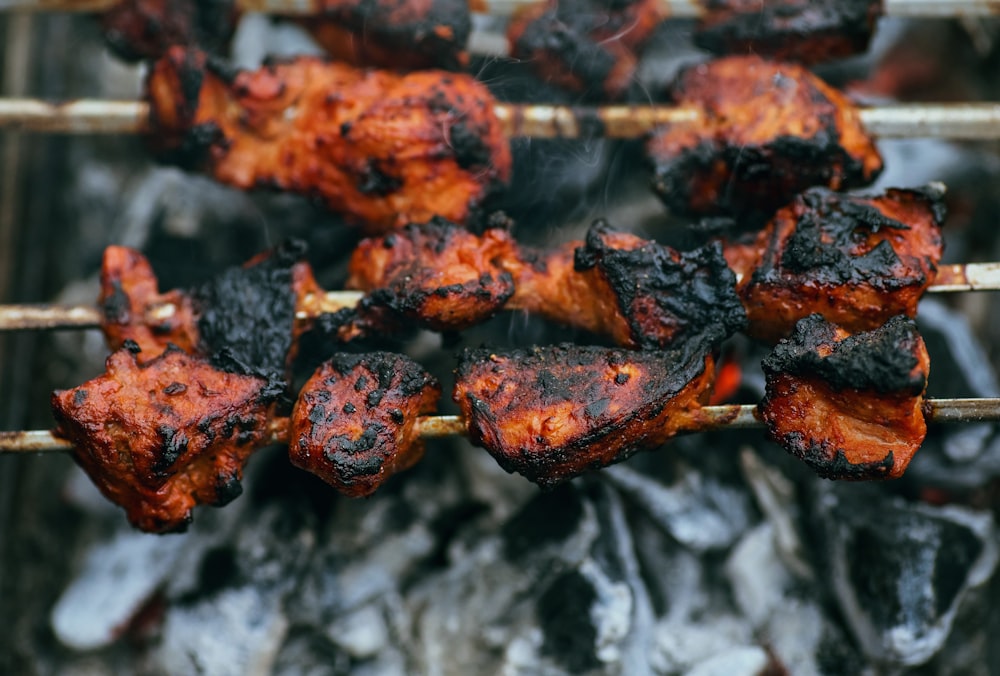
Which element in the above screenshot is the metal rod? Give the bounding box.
[4,397,996,454]
[0,263,994,332]
[2,0,998,18]
[3,100,1000,140]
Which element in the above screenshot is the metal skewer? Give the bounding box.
[1,398,995,454]
[0,262,993,332]
[2,99,1000,140]
[1,0,998,18]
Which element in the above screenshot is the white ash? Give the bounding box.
[684,647,770,676]
[51,531,189,650]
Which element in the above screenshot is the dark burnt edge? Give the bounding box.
[693,0,880,59]
[574,220,746,349]
[512,5,618,95]
[775,430,896,480]
[454,342,711,487]
[762,314,926,394]
[192,239,307,401]
[321,0,472,69]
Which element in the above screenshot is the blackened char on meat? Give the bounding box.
[759,314,930,481]
[289,352,441,497]
[695,0,882,65]
[648,56,883,224]
[454,342,715,486]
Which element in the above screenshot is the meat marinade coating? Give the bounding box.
[289,352,441,497]
[305,0,472,70]
[338,217,517,340]
[454,342,715,486]
[648,56,883,223]
[100,0,239,62]
[695,0,881,65]
[145,48,512,232]
[99,240,322,384]
[506,0,663,100]
[340,218,746,350]
[724,186,946,343]
[51,345,282,533]
[100,245,201,360]
[759,314,930,481]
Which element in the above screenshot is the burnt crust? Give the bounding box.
[695,0,881,64]
[193,240,305,389]
[574,220,746,349]
[454,341,712,486]
[762,314,926,394]
[289,352,441,497]
[101,0,239,63]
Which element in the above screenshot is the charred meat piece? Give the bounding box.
[648,56,882,223]
[289,353,441,497]
[759,315,929,480]
[51,345,282,533]
[454,342,715,486]
[507,0,663,100]
[724,186,946,343]
[99,240,322,383]
[146,48,511,232]
[510,220,746,349]
[100,0,239,62]
[339,217,517,340]
[304,0,471,70]
[695,0,881,65]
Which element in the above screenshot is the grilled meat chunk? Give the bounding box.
[339,217,517,340]
[100,245,200,360]
[99,241,322,383]
[304,0,471,70]
[648,56,882,223]
[507,0,663,100]
[146,48,511,232]
[695,0,881,65]
[340,219,745,350]
[289,353,441,496]
[724,186,946,342]
[100,0,239,62]
[759,315,929,480]
[51,345,282,533]
[454,342,714,486]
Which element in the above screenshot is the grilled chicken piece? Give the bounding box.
[146,48,511,232]
[695,0,881,65]
[724,186,946,343]
[289,353,441,496]
[509,220,746,349]
[648,56,883,223]
[759,315,929,480]
[454,342,714,486]
[304,0,471,70]
[339,217,517,340]
[100,0,239,62]
[99,240,323,382]
[506,0,663,100]
[51,345,283,533]
[342,219,745,349]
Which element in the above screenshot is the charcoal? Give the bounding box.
[814,484,999,667]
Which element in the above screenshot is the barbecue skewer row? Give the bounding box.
[0,261,996,333]
[2,398,996,454]
[3,0,996,18]
[3,98,1000,140]
[3,53,1000,231]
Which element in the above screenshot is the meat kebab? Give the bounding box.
[759,314,930,480]
[648,56,883,223]
[145,47,511,232]
[723,185,946,343]
[51,343,284,533]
